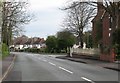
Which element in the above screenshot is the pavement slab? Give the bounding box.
[0,54,15,82]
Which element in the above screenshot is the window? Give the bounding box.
[109,33,111,37]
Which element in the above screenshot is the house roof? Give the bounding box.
[24,38,32,45]
[13,36,28,45]
[33,38,40,44]
[13,36,45,45]
[33,38,45,44]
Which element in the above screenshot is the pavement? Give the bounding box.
[56,55,120,72]
[0,54,15,82]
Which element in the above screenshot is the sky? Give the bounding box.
[24,0,76,39]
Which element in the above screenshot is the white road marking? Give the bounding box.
[43,59,47,62]
[48,55,55,58]
[48,62,56,66]
[81,77,95,83]
[59,66,73,74]
[0,55,16,83]
[48,55,52,57]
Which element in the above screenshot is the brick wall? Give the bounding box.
[102,13,111,46]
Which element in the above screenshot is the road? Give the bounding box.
[3,52,119,82]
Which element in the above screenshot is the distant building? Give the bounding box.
[32,38,46,48]
[10,35,46,50]
[24,38,33,48]
[11,35,28,50]
[92,2,104,47]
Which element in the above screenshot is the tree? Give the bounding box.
[1,1,32,46]
[46,36,57,53]
[57,29,76,52]
[83,31,93,48]
[113,28,120,57]
[62,1,96,48]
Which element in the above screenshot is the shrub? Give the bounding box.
[114,44,120,60]
[24,48,41,53]
[2,43,9,58]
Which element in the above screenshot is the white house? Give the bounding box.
[11,36,46,50]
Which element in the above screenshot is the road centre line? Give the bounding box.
[81,77,95,83]
[43,59,47,62]
[58,66,73,74]
[48,62,56,66]
[39,58,41,59]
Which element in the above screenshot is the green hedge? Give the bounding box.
[21,48,46,53]
[2,43,9,58]
[116,48,120,60]
[116,55,120,60]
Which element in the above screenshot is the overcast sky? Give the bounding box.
[24,0,76,39]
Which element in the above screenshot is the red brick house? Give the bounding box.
[92,2,115,62]
[92,2,105,47]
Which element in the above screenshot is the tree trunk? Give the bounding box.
[78,31,83,48]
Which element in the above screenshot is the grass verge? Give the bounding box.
[2,43,9,59]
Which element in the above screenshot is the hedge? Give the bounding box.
[2,43,9,58]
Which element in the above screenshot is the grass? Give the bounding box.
[1,43,10,59]
[0,44,2,60]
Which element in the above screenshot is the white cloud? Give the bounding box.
[25,0,80,38]
[29,0,68,11]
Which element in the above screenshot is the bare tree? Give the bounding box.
[62,1,96,48]
[1,1,32,46]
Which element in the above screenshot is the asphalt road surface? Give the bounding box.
[3,52,119,82]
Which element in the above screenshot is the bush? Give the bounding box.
[39,48,46,53]
[116,55,120,60]
[2,43,9,58]
[19,49,24,52]
[114,44,120,60]
[24,48,42,53]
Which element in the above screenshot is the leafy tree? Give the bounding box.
[57,29,76,52]
[46,36,57,53]
[83,31,93,48]
[113,28,120,57]
[113,29,120,45]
